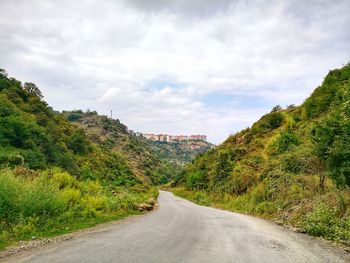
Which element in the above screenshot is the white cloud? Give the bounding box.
[0,0,349,143]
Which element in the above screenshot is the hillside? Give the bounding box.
[144,139,213,165]
[171,64,350,243]
[0,69,165,250]
[64,111,180,184]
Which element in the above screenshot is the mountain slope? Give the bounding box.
[144,139,213,165]
[172,64,350,243]
[0,69,160,250]
[64,111,180,184]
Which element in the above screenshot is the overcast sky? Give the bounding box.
[0,0,349,143]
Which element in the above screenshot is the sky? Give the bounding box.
[0,0,349,144]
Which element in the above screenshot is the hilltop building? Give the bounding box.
[138,133,207,142]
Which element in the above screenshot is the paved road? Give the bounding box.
[6,191,350,263]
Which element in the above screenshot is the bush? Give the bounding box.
[51,171,78,190]
[249,182,271,205]
[80,196,109,217]
[186,172,206,189]
[272,130,299,154]
[0,150,24,167]
[0,171,65,223]
[19,178,65,220]
[67,130,89,155]
[67,113,83,122]
[0,171,21,221]
[228,166,258,194]
[281,150,312,174]
[12,217,38,238]
[60,188,81,207]
[303,203,338,237]
[252,112,284,133]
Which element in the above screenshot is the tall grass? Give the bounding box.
[0,168,158,250]
[171,177,350,244]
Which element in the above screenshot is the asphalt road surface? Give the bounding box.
[6,191,350,263]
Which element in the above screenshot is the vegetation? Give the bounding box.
[144,140,213,165]
[171,64,350,244]
[0,168,158,250]
[0,69,164,250]
[64,111,182,185]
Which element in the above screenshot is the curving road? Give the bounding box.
[6,191,350,263]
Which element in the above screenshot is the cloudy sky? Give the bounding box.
[0,0,349,143]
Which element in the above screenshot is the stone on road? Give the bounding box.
[6,191,350,263]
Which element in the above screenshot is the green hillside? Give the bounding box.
[171,64,350,243]
[0,69,169,250]
[64,111,180,184]
[144,139,213,165]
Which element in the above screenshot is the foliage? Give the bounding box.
[0,169,158,249]
[67,129,89,155]
[23,82,43,99]
[173,63,350,242]
[251,112,284,134]
[303,203,338,237]
[271,129,300,154]
[186,172,207,189]
[0,70,170,250]
[145,140,213,165]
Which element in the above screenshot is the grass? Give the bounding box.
[0,211,139,251]
[0,168,158,251]
[168,183,350,245]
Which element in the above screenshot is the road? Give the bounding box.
[5,191,350,263]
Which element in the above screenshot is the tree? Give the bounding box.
[23,82,43,99]
[274,129,300,154]
[67,130,89,155]
[287,104,296,110]
[312,96,350,187]
[271,105,282,112]
[0,68,8,78]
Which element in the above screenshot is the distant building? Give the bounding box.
[140,133,207,142]
[159,134,168,142]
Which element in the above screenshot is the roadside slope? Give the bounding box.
[173,64,350,243]
[0,69,158,250]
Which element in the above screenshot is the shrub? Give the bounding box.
[281,151,311,173]
[67,130,89,155]
[0,150,24,167]
[81,180,103,195]
[228,167,258,195]
[272,130,299,154]
[51,171,78,190]
[186,172,206,189]
[80,196,109,217]
[12,216,39,238]
[251,112,284,133]
[20,178,65,220]
[0,171,65,223]
[194,192,211,206]
[303,203,338,237]
[249,181,271,205]
[67,113,83,122]
[60,188,81,207]
[0,171,21,221]
[21,149,46,169]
